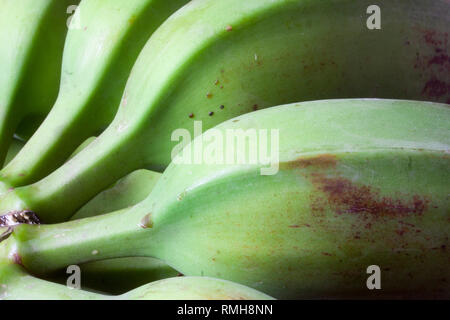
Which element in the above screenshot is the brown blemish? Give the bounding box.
[289,225,300,228]
[428,54,450,67]
[321,252,333,256]
[214,80,219,85]
[209,112,214,116]
[414,28,449,101]
[12,253,22,266]
[395,228,408,236]
[128,15,137,24]
[252,104,258,111]
[286,154,337,170]
[311,174,429,217]
[226,25,233,32]
[0,211,40,227]
[422,77,449,98]
[139,214,153,229]
[206,92,213,99]
[423,29,446,47]
[220,105,225,110]
[189,113,194,118]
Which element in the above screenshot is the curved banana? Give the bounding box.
[0,260,272,300]
[0,0,77,166]
[1,0,448,222]
[0,0,190,193]
[4,99,449,299]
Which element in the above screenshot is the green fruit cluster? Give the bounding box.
[0,0,448,300]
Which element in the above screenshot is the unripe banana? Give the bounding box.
[0,260,273,300]
[0,0,190,193]
[1,0,448,223]
[0,0,77,166]
[4,99,449,299]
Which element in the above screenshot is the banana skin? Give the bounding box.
[0,0,190,193]
[3,99,449,299]
[0,0,78,166]
[0,0,448,223]
[0,259,273,300]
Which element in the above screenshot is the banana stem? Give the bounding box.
[9,205,157,275]
[0,119,144,223]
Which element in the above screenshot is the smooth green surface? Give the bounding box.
[0,0,189,191]
[5,99,449,299]
[0,0,76,166]
[72,169,161,219]
[1,0,448,222]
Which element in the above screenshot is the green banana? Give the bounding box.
[0,0,77,166]
[0,260,273,300]
[1,0,448,223]
[3,99,448,299]
[0,0,190,193]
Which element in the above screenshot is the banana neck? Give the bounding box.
[0,121,144,223]
[9,204,159,275]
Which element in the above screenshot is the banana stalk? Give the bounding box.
[0,0,77,166]
[4,137,176,294]
[0,0,190,193]
[69,168,171,294]
[3,99,448,299]
[0,0,448,223]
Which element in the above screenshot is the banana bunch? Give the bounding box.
[0,0,449,300]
